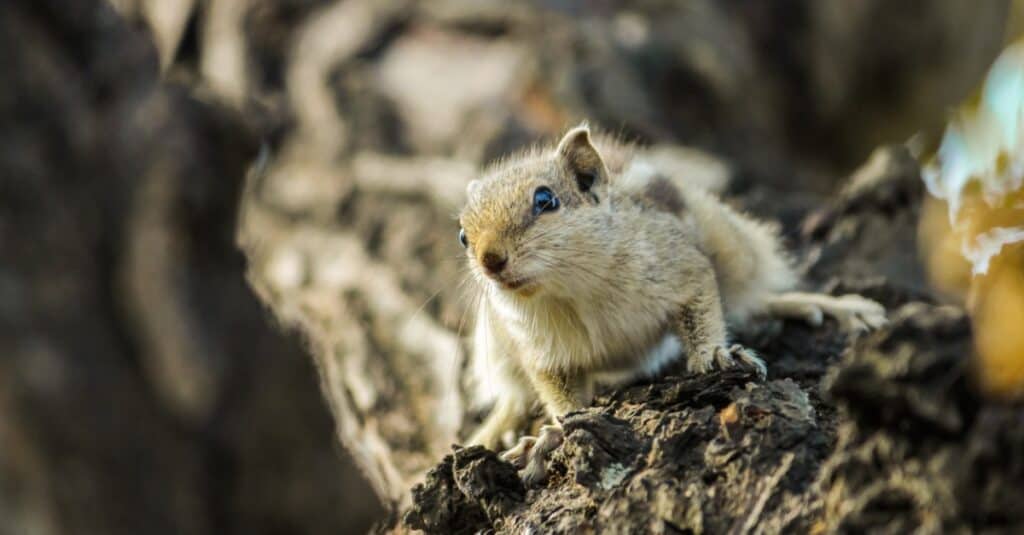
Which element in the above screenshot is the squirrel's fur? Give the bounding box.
[458,125,885,478]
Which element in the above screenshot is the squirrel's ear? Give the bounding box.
[556,125,606,195]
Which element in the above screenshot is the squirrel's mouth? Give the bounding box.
[496,276,537,296]
[499,277,529,290]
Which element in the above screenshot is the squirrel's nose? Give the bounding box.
[480,251,507,275]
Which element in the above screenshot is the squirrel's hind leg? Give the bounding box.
[764,292,887,333]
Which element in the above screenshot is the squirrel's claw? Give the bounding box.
[688,343,766,379]
[500,435,535,469]
[729,344,767,378]
[501,424,564,485]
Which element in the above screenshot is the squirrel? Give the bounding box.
[457,124,886,482]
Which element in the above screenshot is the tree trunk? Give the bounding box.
[6,0,1023,533]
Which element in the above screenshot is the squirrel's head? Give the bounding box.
[458,124,611,298]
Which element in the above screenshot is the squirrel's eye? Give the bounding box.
[533,186,560,215]
[458,228,468,248]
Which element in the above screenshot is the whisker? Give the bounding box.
[527,251,621,288]
[448,269,484,412]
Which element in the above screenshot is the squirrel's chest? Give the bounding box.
[491,292,672,372]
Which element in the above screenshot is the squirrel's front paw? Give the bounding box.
[687,343,767,379]
[500,424,564,485]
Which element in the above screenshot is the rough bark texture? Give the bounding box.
[5,0,1024,533]
[402,150,1024,534]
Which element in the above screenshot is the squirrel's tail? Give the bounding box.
[682,187,798,323]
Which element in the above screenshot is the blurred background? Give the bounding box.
[0,0,1017,534]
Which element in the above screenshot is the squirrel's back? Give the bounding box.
[604,136,800,321]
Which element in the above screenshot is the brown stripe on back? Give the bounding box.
[642,176,686,214]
